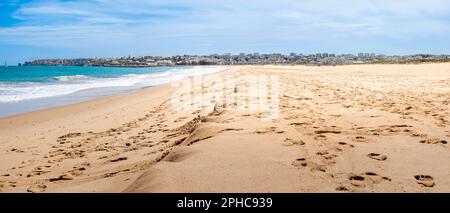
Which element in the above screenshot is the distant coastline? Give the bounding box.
[22,53,450,67]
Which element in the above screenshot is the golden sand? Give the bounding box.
[0,64,449,192]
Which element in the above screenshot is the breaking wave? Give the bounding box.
[0,66,226,102]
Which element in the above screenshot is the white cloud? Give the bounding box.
[1,0,450,55]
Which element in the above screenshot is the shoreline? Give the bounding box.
[0,64,449,193]
[0,66,230,118]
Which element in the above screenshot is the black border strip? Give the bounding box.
[1,193,450,211]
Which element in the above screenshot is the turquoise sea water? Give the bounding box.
[0,65,225,116]
[0,66,174,82]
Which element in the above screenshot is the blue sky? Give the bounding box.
[1,0,450,64]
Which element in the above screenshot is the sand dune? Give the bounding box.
[0,64,449,192]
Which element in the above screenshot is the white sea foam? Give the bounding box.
[54,75,91,82]
[0,66,227,103]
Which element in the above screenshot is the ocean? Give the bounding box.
[0,66,226,117]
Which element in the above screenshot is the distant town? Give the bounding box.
[22,53,450,67]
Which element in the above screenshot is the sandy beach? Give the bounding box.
[0,64,449,193]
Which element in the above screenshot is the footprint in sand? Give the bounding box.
[338,142,355,148]
[415,175,435,187]
[292,158,308,168]
[69,165,88,176]
[219,128,244,133]
[367,153,388,161]
[283,138,305,146]
[255,127,285,134]
[335,186,350,192]
[364,172,392,182]
[314,135,327,140]
[419,139,447,145]
[316,151,337,160]
[49,174,74,182]
[354,136,368,142]
[310,165,327,173]
[289,122,309,127]
[27,184,47,193]
[58,133,82,141]
[349,175,365,187]
[10,148,25,153]
[109,157,128,163]
[314,129,342,134]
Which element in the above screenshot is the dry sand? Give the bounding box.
[0,64,449,193]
